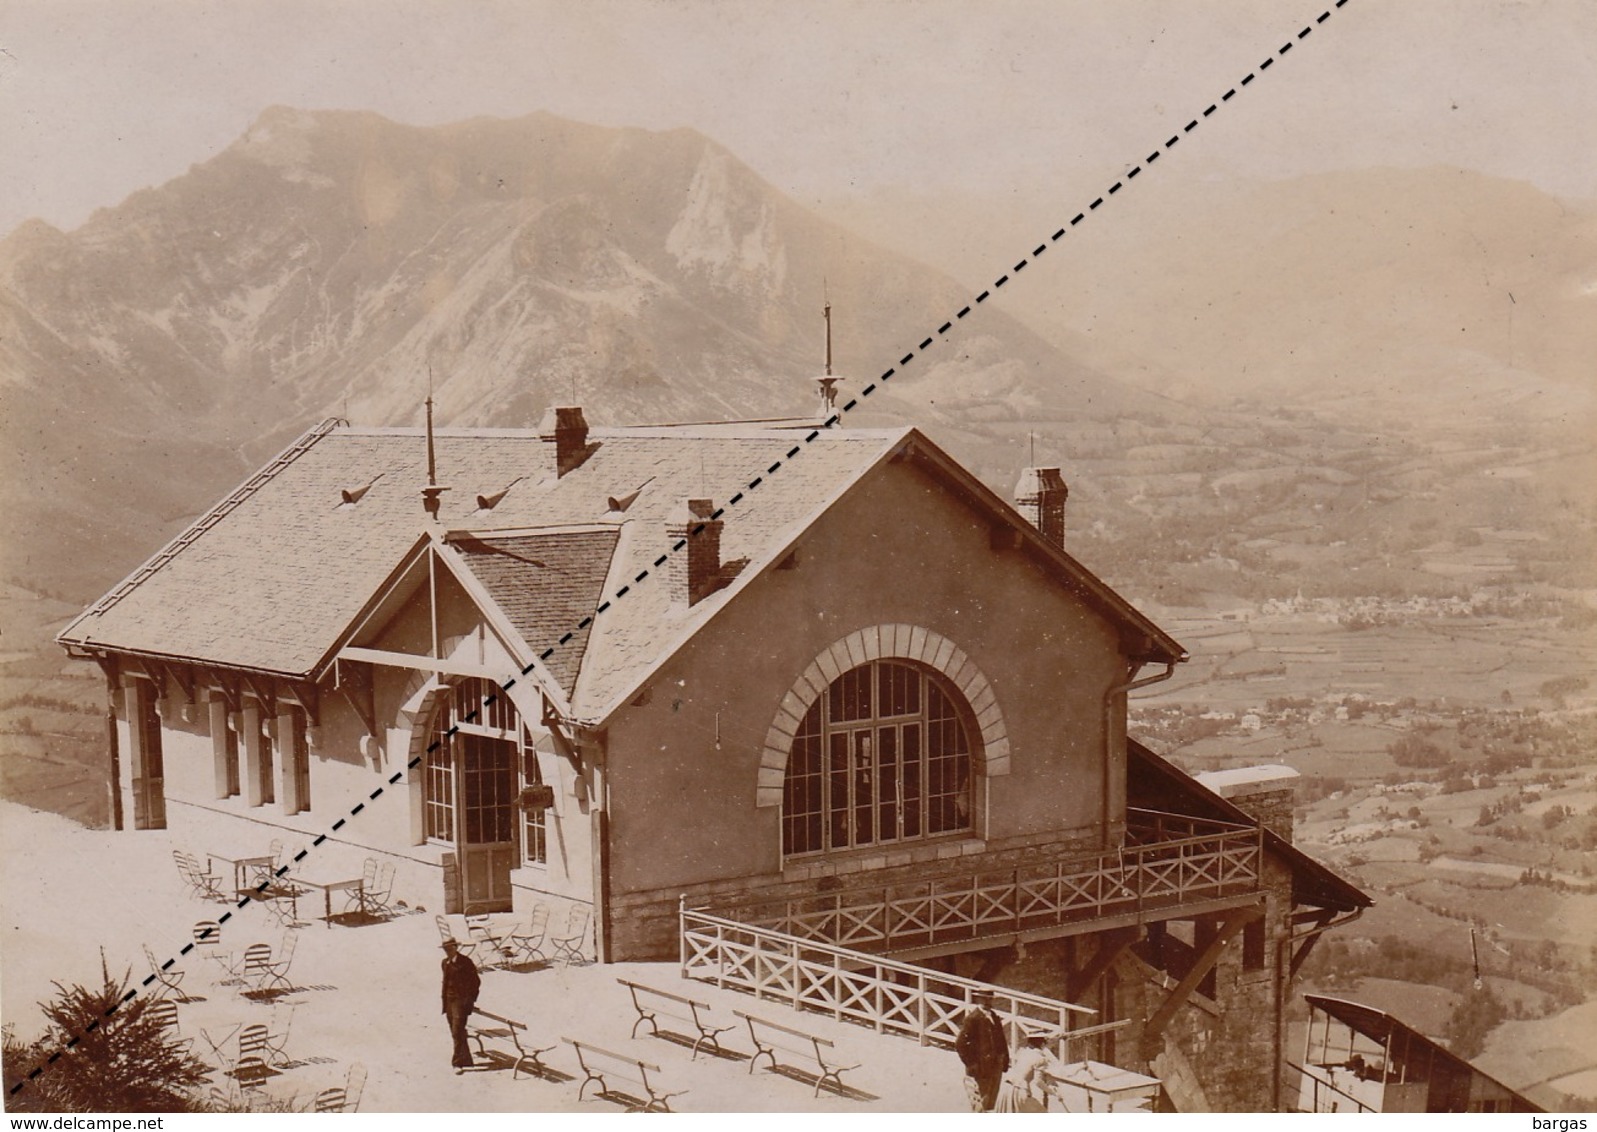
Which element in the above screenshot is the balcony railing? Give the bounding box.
[680,905,1121,1055]
[711,808,1262,955]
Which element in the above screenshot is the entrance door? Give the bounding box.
[455,733,516,913]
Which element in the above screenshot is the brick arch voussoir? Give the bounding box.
[756,624,1010,808]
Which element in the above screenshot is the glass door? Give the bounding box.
[455,733,516,913]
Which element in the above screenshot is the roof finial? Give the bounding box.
[815,284,841,417]
[823,279,833,378]
[425,365,437,488]
[421,365,448,519]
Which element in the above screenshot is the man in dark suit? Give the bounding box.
[955,988,1010,1111]
[441,938,481,1072]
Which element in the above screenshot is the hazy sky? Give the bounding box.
[1,0,1594,236]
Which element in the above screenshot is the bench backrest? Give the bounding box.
[563,1037,660,1074]
[473,1008,525,1032]
[616,978,707,1010]
[736,1010,835,1048]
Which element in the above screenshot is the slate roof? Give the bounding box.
[447,529,619,697]
[60,416,1185,723]
[60,421,907,718]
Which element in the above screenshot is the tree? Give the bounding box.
[1,956,211,1112]
[1443,986,1506,1060]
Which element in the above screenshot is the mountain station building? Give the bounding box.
[59,407,1371,1110]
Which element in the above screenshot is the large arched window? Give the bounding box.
[783,660,975,857]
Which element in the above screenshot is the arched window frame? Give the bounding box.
[782,658,980,858]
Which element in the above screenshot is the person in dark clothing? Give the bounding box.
[441,938,481,1072]
[954,988,1009,1111]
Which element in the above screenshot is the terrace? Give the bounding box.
[707,808,1264,962]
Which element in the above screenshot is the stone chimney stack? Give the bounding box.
[1014,466,1068,547]
[1195,765,1301,842]
[539,406,590,478]
[667,499,723,607]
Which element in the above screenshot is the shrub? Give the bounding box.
[1,956,211,1112]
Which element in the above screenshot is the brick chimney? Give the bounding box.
[1014,466,1068,547]
[667,499,723,607]
[539,406,591,478]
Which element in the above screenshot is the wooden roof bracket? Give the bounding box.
[1289,907,1363,980]
[240,672,277,716]
[333,658,377,737]
[280,681,320,727]
[542,695,583,775]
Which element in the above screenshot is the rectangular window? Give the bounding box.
[259,718,275,805]
[827,732,851,849]
[210,700,239,799]
[460,734,514,844]
[783,721,824,855]
[424,734,454,841]
[1243,917,1266,971]
[522,749,548,866]
[130,681,167,830]
[224,721,240,796]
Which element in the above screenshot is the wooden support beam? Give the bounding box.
[203,672,241,714]
[334,660,377,737]
[241,672,277,716]
[163,662,195,704]
[1141,906,1261,1054]
[542,697,583,774]
[1289,911,1338,979]
[127,657,166,698]
[281,681,319,727]
[1067,926,1140,1002]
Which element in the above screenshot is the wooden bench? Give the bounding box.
[563,1037,686,1112]
[617,977,735,1059]
[468,1008,554,1080]
[736,1010,860,1098]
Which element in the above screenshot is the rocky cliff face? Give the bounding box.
[0,107,1155,595]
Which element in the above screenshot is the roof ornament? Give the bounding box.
[607,476,655,514]
[476,476,524,512]
[814,283,842,417]
[340,473,383,506]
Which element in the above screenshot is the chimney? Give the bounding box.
[667,499,723,606]
[539,406,590,478]
[1014,466,1068,547]
[1195,765,1301,842]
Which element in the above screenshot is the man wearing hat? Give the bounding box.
[441,938,481,1072]
[954,988,1009,1111]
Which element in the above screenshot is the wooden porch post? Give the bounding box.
[241,703,264,807]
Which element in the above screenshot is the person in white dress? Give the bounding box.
[993,1030,1059,1113]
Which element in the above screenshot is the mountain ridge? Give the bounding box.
[0,107,1164,598]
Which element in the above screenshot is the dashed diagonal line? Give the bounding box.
[9,0,1351,1098]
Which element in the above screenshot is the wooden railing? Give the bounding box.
[1288,1063,1379,1113]
[712,809,1262,955]
[679,906,1120,1055]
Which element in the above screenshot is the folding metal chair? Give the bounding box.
[551,904,592,966]
[435,915,476,959]
[146,998,193,1053]
[144,944,190,1000]
[506,903,551,965]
